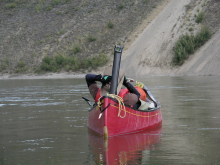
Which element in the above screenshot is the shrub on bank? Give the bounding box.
[5,3,17,9]
[195,12,204,24]
[15,61,27,73]
[172,27,211,66]
[38,53,108,73]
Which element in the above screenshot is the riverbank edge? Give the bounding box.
[0,72,85,80]
[1,71,219,80]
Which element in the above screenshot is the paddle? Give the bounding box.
[109,45,123,94]
[82,97,93,107]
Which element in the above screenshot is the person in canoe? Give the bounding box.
[85,66,142,109]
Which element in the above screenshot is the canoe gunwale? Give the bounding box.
[89,96,161,113]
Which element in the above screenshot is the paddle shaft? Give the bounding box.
[110,46,123,94]
[82,97,92,106]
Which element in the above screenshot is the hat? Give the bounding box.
[100,66,125,96]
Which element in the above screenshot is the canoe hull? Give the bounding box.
[88,96,162,137]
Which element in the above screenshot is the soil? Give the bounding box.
[1,0,220,79]
[122,0,220,77]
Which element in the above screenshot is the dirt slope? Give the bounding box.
[122,0,220,77]
[1,0,220,78]
[0,0,164,73]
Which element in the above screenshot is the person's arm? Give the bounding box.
[85,74,102,87]
[123,77,141,107]
[85,74,112,87]
[85,74,102,99]
[85,74,112,99]
[123,79,140,98]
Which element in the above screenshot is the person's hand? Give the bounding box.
[123,76,128,85]
[101,75,112,84]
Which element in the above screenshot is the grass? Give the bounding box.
[87,35,96,42]
[107,21,114,29]
[0,59,9,72]
[38,53,108,72]
[117,4,124,11]
[15,61,27,73]
[69,44,81,55]
[172,27,211,66]
[5,2,17,9]
[143,0,149,4]
[34,0,68,12]
[195,12,204,23]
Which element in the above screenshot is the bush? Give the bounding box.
[38,53,108,72]
[195,12,204,23]
[51,0,62,6]
[40,56,57,72]
[194,26,211,47]
[90,53,109,68]
[117,4,124,11]
[143,0,149,4]
[55,55,65,66]
[107,21,114,29]
[87,35,96,42]
[5,3,17,9]
[70,45,81,54]
[172,27,211,66]
[80,53,109,69]
[15,61,27,73]
[0,59,9,72]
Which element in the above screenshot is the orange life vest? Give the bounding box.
[134,86,147,101]
[94,88,129,103]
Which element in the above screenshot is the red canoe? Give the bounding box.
[87,96,162,137]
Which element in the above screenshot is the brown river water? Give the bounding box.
[0,76,220,165]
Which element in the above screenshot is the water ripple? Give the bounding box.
[197,128,220,130]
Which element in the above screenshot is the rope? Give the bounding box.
[107,93,126,118]
[97,97,103,109]
[135,81,144,88]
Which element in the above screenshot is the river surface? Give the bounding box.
[0,76,220,165]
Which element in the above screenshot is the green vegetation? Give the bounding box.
[117,4,124,11]
[69,44,81,55]
[4,3,17,9]
[0,59,9,72]
[87,35,96,42]
[38,53,108,73]
[188,27,193,32]
[143,0,149,4]
[195,12,204,23]
[15,61,27,73]
[107,21,114,29]
[172,27,211,66]
[34,0,69,12]
[2,0,69,11]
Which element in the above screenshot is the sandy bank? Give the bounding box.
[122,0,220,77]
[0,73,85,80]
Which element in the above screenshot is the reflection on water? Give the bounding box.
[88,129,161,165]
[0,76,220,164]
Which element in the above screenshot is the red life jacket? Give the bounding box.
[94,88,128,103]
